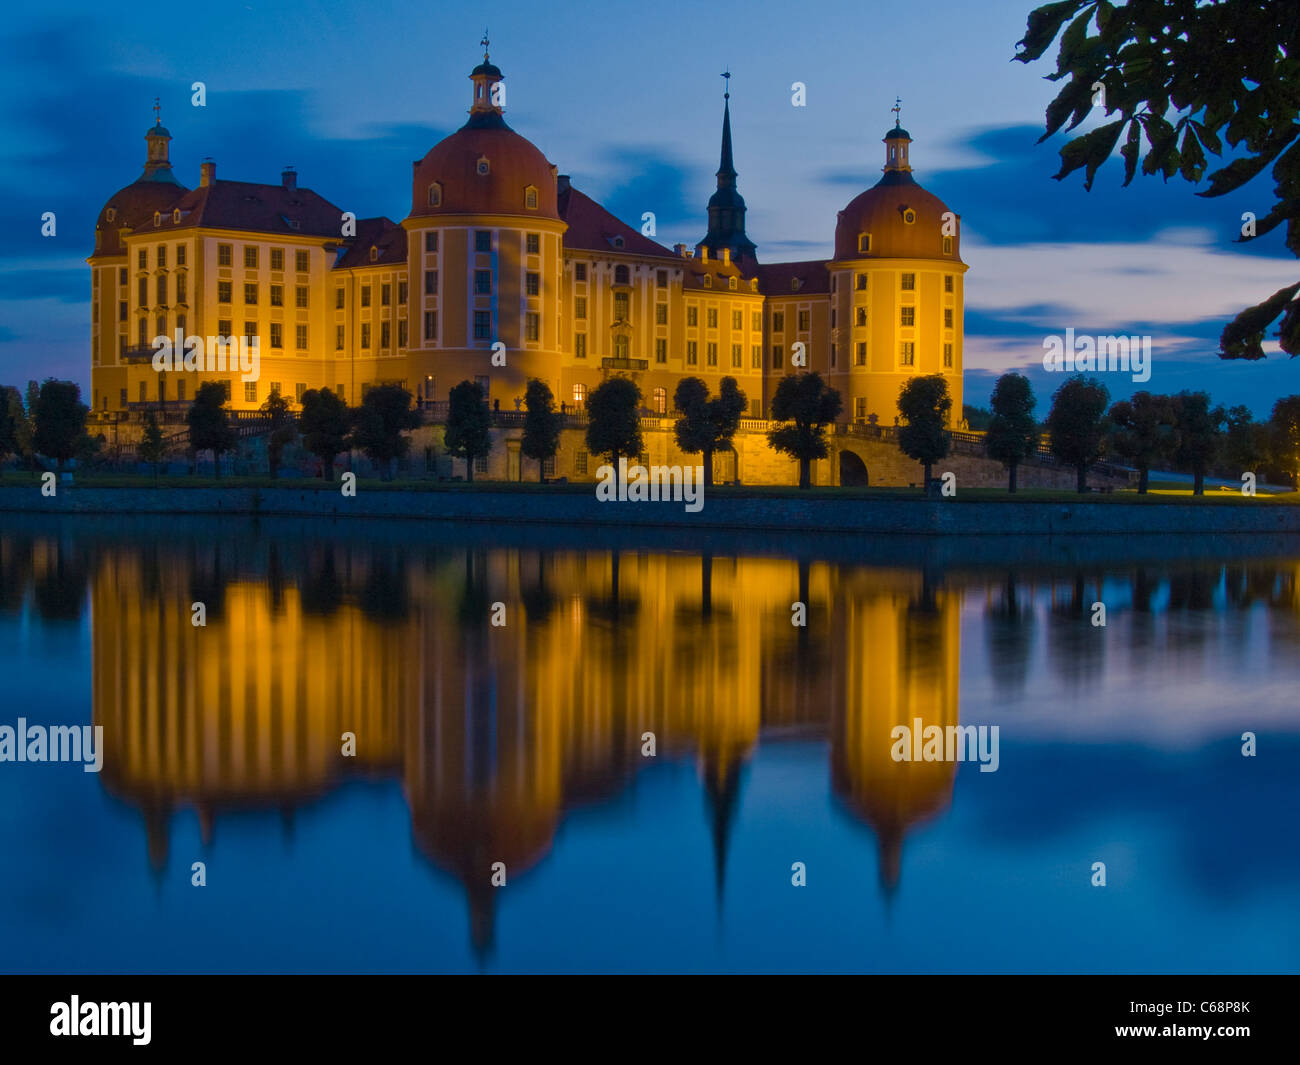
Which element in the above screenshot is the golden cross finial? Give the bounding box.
[892,96,902,128]
[153,97,161,125]
[480,29,490,61]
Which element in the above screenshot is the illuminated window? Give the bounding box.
[901,306,915,327]
[524,186,538,209]
[653,387,667,414]
[526,233,540,254]
[573,383,586,406]
[900,342,915,366]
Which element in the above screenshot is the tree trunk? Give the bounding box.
[539,457,545,483]
[1138,466,1149,494]
[465,454,474,483]
[923,462,932,495]
[1193,469,1205,496]
[324,456,335,483]
[703,448,714,488]
[1008,460,1018,494]
[799,457,810,489]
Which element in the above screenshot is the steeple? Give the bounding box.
[140,99,181,185]
[465,31,508,130]
[696,70,757,264]
[883,97,912,173]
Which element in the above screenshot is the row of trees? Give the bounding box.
[0,380,92,472]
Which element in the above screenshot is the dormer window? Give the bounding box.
[172,209,181,223]
[942,236,953,254]
[106,208,116,223]
[153,211,161,227]
[750,279,758,292]
[858,233,871,253]
[369,246,379,262]
[702,275,712,288]
[728,276,737,291]
[611,235,625,249]
[902,208,917,225]
[476,156,490,176]
[791,277,802,292]
[524,185,538,210]
[427,182,442,207]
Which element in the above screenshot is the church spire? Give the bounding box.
[140,99,180,185]
[697,70,757,264]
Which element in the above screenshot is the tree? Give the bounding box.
[0,385,21,471]
[351,383,420,481]
[897,374,953,492]
[585,377,643,485]
[962,404,993,431]
[673,375,748,487]
[1015,1,1300,358]
[15,382,37,469]
[1108,391,1175,494]
[985,372,1038,493]
[32,379,88,472]
[299,388,350,481]
[520,378,562,482]
[1046,375,1110,493]
[1269,395,1300,487]
[1171,391,1225,496]
[187,381,237,479]
[138,412,165,485]
[444,380,494,482]
[767,372,843,489]
[260,388,297,479]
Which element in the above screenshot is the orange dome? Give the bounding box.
[833,128,962,262]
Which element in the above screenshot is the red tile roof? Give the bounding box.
[557,183,676,259]
[754,260,831,296]
[132,178,346,239]
[334,217,407,269]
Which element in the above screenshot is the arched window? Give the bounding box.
[702,275,712,288]
[105,208,116,223]
[153,212,161,227]
[427,183,442,207]
[173,208,181,223]
[573,383,586,406]
[653,387,666,415]
[858,233,871,253]
[614,264,629,285]
[942,236,953,254]
[524,185,538,209]
[728,276,737,290]
[369,246,378,262]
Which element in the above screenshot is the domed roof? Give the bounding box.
[94,180,189,257]
[409,57,558,221]
[833,128,962,262]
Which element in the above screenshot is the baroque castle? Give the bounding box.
[88,48,967,485]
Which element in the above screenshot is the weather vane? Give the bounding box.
[892,96,902,128]
[480,29,490,62]
[721,67,731,100]
[153,97,161,125]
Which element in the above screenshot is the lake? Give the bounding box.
[1,515,1296,973]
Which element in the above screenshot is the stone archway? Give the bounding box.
[839,449,869,486]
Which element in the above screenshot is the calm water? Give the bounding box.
[1,515,1297,974]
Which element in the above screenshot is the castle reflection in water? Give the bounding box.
[7,523,1296,956]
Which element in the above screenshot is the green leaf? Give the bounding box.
[1015,0,1089,64]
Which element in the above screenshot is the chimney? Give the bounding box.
[699,246,709,262]
[674,243,688,257]
[557,174,570,195]
[281,166,297,192]
[722,247,731,265]
[200,158,216,187]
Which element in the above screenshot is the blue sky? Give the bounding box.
[2,0,1297,415]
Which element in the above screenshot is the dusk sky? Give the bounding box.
[3,0,1297,414]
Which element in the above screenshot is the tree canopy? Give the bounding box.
[897,374,953,491]
[985,372,1039,492]
[352,383,420,480]
[444,380,494,482]
[1047,374,1110,492]
[767,372,842,489]
[520,378,563,481]
[673,375,747,486]
[299,388,350,481]
[585,377,643,480]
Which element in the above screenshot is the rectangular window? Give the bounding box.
[244,246,258,269]
[707,308,718,328]
[526,233,540,254]
[296,383,306,402]
[245,381,257,403]
[244,282,258,305]
[270,284,283,307]
[707,342,718,367]
[361,323,371,348]
[270,382,281,396]
[475,230,491,252]
[380,322,390,348]
[424,310,437,340]
[296,286,308,309]
[297,324,309,350]
[295,250,309,273]
[156,275,167,304]
[398,281,408,305]
[218,319,232,337]
[271,323,283,349]
[575,296,587,319]
[218,281,232,304]
[119,300,127,322]
[944,343,954,368]
[176,245,185,266]
[157,245,167,268]
[473,310,491,339]
[856,273,868,291]
[856,341,867,366]
[425,270,438,295]
[773,345,783,369]
[120,388,128,407]
[655,303,667,325]
[900,341,915,366]
[176,379,185,403]
[218,244,232,267]
[687,341,698,366]
[752,311,761,331]
[138,277,148,306]
[474,454,488,475]
[901,272,915,291]
[575,332,587,359]
[270,248,284,271]
[425,232,438,253]
[526,272,540,296]
[752,344,762,369]
[614,292,629,320]
[772,311,784,333]
[336,325,344,350]
[474,270,492,295]
[942,236,953,254]
[361,286,371,307]
[856,397,867,421]
[335,288,345,309]
[175,274,186,304]
[831,309,837,328]
[656,269,668,288]
[856,307,867,326]
[119,268,128,285]
[575,263,587,281]
[687,306,698,327]
[944,274,954,293]
[576,451,588,475]
[656,338,667,363]
[944,308,954,329]
[525,312,540,341]
[243,321,256,341]
[398,320,408,347]
[336,385,345,401]
[732,310,742,330]
[381,283,390,306]
[798,310,810,331]
[901,306,915,327]
[731,344,742,368]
